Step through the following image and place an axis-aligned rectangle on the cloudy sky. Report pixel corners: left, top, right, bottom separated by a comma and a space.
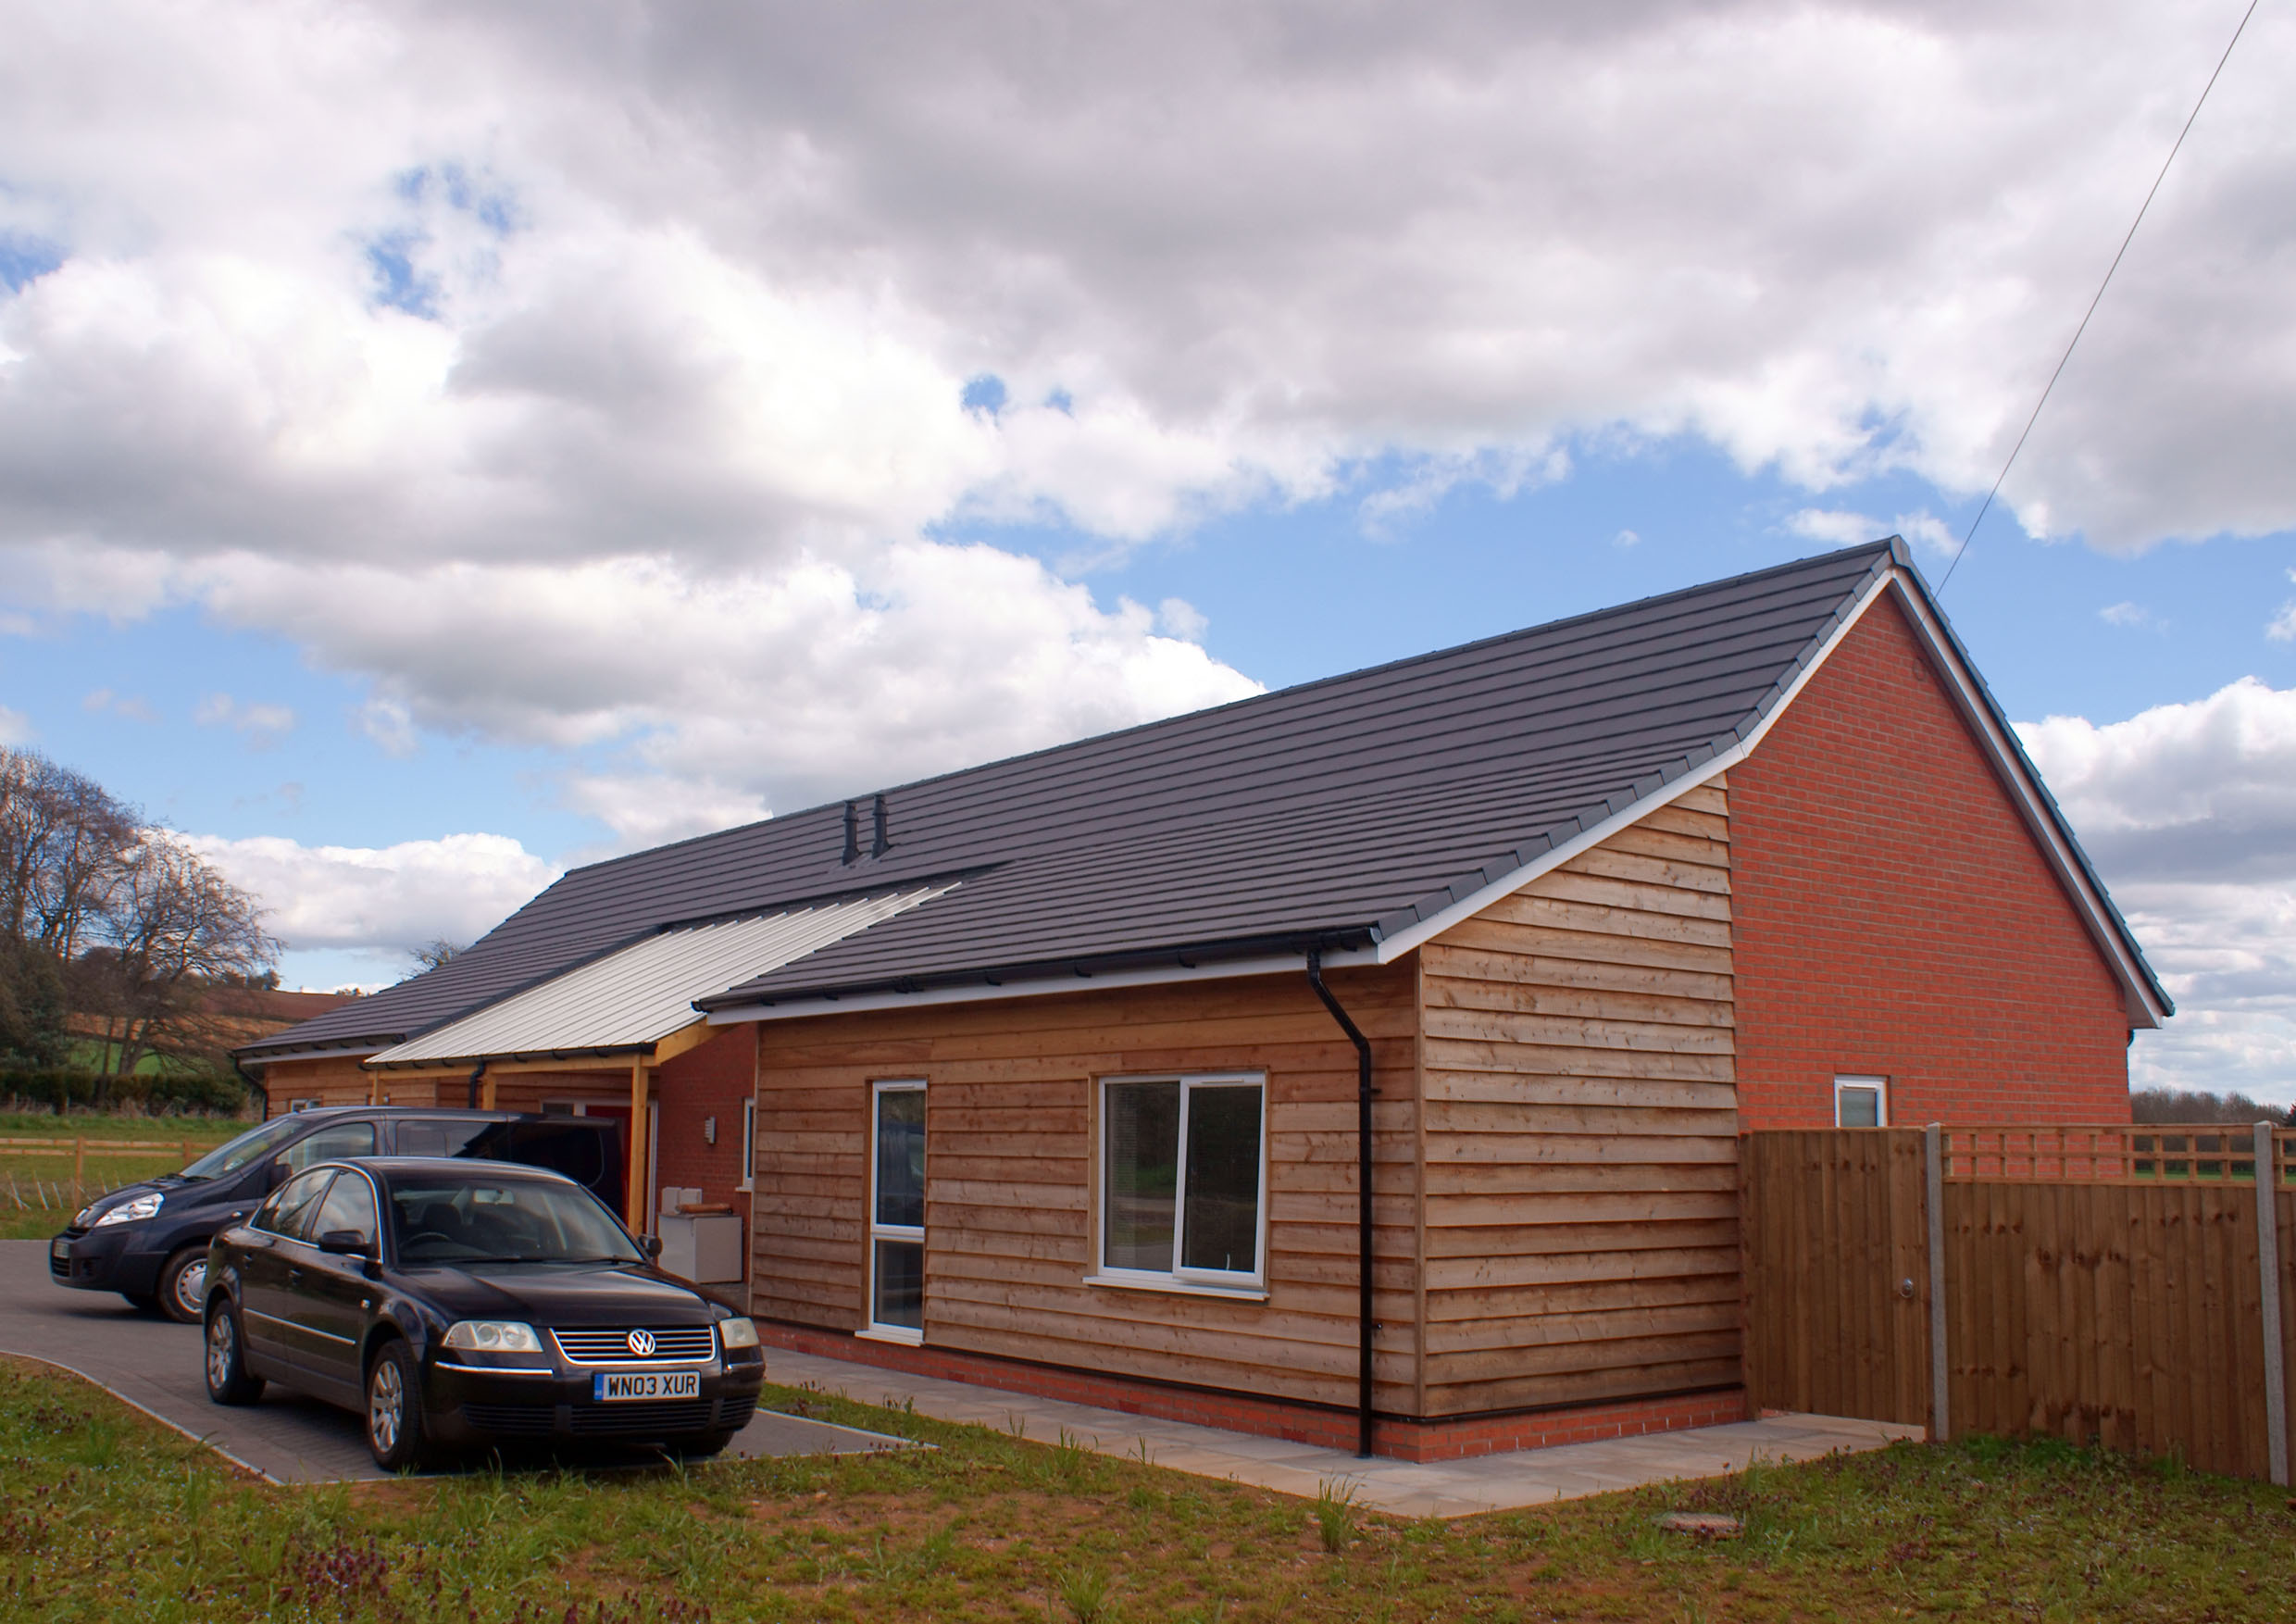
2, 0, 2293, 1096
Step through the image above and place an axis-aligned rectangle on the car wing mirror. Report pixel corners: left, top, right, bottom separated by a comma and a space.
318, 1229, 376, 1257
643, 1234, 663, 1259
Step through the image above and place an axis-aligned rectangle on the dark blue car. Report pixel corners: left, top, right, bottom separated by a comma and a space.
50, 1107, 622, 1323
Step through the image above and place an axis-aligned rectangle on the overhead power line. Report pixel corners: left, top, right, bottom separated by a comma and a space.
1937, 0, 2260, 593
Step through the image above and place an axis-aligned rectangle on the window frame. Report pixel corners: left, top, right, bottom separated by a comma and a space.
863, 1079, 928, 1344
1834, 1074, 1890, 1128
1091, 1070, 1269, 1297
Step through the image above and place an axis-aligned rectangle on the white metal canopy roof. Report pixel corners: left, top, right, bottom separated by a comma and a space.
368, 883, 956, 1066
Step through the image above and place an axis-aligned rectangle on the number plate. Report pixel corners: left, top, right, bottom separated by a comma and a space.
50, 1238, 69, 1261
593, 1370, 700, 1402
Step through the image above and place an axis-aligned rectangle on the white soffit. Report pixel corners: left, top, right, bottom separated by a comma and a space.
369, 883, 957, 1065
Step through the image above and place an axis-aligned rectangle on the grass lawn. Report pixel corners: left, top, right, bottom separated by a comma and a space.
0, 1113, 245, 1240
1, 1359, 2290, 1621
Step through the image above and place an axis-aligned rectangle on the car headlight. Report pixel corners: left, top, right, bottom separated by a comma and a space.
718, 1317, 759, 1350
93, 1193, 164, 1228
441, 1320, 543, 1354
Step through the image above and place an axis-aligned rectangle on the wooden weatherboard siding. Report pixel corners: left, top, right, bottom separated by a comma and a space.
748, 964, 1422, 1415
1416, 779, 1741, 1418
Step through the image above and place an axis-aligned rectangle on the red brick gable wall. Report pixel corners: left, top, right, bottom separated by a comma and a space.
1729, 591, 2132, 1129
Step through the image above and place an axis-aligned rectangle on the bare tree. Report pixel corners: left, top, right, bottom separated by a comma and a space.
82, 831, 281, 1080
408, 937, 466, 976
0, 747, 139, 957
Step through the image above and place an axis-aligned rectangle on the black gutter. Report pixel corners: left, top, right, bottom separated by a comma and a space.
465, 1058, 487, 1109
1305, 948, 1375, 1459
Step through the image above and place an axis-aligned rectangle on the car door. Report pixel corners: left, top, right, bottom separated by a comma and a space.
293, 1168, 382, 1402
238, 1168, 335, 1374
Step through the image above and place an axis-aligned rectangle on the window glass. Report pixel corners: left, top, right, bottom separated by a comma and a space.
1181, 1086, 1263, 1274
179, 1115, 305, 1181
385, 1172, 642, 1266
281, 1120, 377, 1171
873, 1089, 926, 1229
312, 1171, 379, 1242
1104, 1081, 1179, 1272
258, 1168, 336, 1241
394, 1118, 493, 1157
1103, 1077, 1264, 1282
872, 1237, 923, 1330
1835, 1077, 1887, 1128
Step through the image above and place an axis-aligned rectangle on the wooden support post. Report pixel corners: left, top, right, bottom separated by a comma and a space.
1925, 1123, 1950, 1443
480, 1073, 498, 1110
2256, 1122, 2288, 1486
369, 1072, 385, 1106
73, 1137, 84, 1203
627, 1060, 651, 1236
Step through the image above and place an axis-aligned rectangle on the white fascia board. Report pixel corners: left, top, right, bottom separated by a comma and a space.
1366, 567, 1898, 966
1882, 573, 2170, 1028
238, 1044, 386, 1068
704, 944, 1381, 1026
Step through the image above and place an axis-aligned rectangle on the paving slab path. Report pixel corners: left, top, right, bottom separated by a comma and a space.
0, 1240, 906, 1482
771, 1347, 1927, 1518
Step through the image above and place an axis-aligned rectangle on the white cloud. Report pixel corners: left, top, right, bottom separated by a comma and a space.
183, 831, 560, 958
1787, 506, 1958, 557
194, 692, 296, 743
81, 686, 156, 720
0, 706, 29, 744
1154, 596, 1208, 643
2099, 601, 2151, 627
2021, 678, 2296, 1100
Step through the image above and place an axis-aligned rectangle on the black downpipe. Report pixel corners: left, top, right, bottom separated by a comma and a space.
465, 1058, 488, 1109
1306, 948, 1375, 1459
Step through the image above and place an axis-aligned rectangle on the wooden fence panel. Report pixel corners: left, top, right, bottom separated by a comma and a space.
1747, 1129, 2294, 1480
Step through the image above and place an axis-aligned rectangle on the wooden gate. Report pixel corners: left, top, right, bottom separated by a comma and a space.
1741, 1125, 2296, 1481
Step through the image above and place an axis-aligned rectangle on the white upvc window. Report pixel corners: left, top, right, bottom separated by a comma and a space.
1835, 1075, 1890, 1128
1094, 1072, 1267, 1293
866, 1080, 927, 1343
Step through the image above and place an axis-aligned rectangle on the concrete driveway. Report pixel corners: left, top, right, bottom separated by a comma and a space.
0, 1240, 907, 1482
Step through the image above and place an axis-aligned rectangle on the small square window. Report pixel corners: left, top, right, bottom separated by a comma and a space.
1835, 1075, 1889, 1128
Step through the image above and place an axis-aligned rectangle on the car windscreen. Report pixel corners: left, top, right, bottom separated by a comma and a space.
384, 1173, 643, 1268
179, 1114, 307, 1181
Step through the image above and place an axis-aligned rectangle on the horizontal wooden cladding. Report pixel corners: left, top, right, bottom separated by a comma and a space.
1416, 778, 1741, 1417
748, 961, 1418, 1413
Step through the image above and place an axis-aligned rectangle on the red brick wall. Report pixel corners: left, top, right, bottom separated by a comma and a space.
1730, 591, 2133, 1129
652, 1028, 755, 1248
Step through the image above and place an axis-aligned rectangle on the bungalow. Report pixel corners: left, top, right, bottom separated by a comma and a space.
238, 539, 2168, 1460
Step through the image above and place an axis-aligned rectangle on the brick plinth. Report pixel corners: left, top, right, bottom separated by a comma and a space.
759, 1322, 1745, 1462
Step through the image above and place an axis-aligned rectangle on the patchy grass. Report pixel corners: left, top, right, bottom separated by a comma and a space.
0, 1115, 242, 1238
2, 1357, 2291, 1620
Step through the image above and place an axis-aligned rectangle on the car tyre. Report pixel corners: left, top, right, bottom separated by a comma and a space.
156, 1245, 210, 1325
365, 1340, 429, 1472
204, 1300, 264, 1405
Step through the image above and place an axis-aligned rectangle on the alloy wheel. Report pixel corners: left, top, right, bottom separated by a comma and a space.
368, 1357, 404, 1455
206, 1311, 234, 1391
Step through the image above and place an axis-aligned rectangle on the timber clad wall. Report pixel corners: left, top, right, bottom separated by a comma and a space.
750, 964, 1421, 1415
1419, 781, 1742, 1418
1730, 596, 2131, 1128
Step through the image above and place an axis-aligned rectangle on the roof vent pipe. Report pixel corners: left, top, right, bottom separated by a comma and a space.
871, 794, 892, 858
842, 802, 860, 865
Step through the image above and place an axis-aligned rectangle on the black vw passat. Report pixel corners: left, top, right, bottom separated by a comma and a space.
202, 1157, 765, 1469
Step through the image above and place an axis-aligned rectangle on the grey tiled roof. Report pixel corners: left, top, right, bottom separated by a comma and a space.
242, 540, 2162, 1058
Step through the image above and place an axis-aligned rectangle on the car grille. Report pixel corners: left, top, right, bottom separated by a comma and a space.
719, 1393, 758, 1430
569, 1399, 716, 1437
549, 1326, 716, 1365
461, 1403, 555, 1436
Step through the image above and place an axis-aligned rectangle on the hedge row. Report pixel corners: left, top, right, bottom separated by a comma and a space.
0, 1067, 252, 1115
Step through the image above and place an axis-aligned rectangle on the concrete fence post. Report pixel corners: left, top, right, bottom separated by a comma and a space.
1925, 1122, 1949, 1443
2255, 1121, 2288, 1487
